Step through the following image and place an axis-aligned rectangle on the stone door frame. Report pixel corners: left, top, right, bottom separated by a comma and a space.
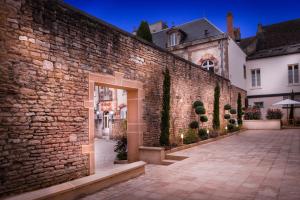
83, 72, 144, 175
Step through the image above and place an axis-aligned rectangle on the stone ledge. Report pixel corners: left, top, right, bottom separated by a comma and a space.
5, 161, 146, 200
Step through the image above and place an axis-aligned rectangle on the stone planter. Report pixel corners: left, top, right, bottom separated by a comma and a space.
139, 146, 165, 164
114, 160, 128, 164
243, 120, 281, 130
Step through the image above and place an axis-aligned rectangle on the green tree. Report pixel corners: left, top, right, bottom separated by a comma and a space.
160, 68, 171, 146
213, 83, 220, 130
237, 93, 243, 125
136, 21, 152, 43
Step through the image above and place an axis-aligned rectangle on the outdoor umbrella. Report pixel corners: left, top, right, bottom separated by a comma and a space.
273, 99, 300, 123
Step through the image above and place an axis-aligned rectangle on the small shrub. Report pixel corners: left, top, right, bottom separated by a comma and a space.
237, 119, 243, 125
114, 135, 127, 160
189, 121, 199, 129
224, 104, 231, 110
229, 118, 236, 124
198, 128, 208, 140
244, 107, 261, 120
266, 109, 283, 120
183, 129, 198, 144
200, 115, 208, 123
224, 114, 231, 119
195, 106, 206, 115
209, 130, 219, 138
227, 124, 235, 132
193, 100, 203, 108
230, 108, 237, 114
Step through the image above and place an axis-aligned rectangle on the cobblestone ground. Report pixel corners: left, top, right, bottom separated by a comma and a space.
80, 129, 300, 200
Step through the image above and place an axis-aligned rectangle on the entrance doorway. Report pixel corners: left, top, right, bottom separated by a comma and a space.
83, 72, 144, 175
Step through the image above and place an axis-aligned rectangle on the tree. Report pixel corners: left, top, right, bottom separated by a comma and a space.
136, 21, 152, 43
160, 68, 170, 146
213, 83, 220, 130
237, 93, 243, 125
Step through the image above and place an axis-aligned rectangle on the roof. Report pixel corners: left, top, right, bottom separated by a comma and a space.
240, 18, 300, 59
247, 43, 300, 60
257, 19, 300, 50
152, 18, 223, 48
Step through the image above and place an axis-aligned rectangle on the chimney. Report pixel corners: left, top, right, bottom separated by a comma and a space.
227, 12, 234, 39
257, 23, 263, 34
234, 27, 241, 42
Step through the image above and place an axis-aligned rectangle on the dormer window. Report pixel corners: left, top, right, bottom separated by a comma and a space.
202, 60, 214, 72
169, 32, 177, 46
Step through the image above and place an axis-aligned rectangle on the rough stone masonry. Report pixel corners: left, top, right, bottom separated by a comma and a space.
0, 0, 246, 196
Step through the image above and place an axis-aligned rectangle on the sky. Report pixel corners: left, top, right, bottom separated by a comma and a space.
64, 0, 300, 38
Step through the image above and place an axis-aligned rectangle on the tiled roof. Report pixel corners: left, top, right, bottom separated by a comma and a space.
241, 18, 300, 59
152, 18, 223, 48
257, 19, 300, 50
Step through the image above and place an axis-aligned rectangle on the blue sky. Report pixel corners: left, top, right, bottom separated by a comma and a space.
64, 0, 300, 38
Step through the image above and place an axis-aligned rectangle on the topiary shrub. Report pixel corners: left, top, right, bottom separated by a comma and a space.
195, 106, 206, 115
209, 130, 219, 138
224, 104, 231, 110
213, 83, 220, 130
230, 108, 237, 114
229, 119, 236, 124
160, 68, 170, 146
237, 93, 243, 125
227, 124, 235, 132
266, 109, 283, 119
200, 115, 208, 123
198, 128, 208, 140
183, 129, 198, 144
224, 114, 230, 119
193, 100, 204, 108
189, 121, 199, 129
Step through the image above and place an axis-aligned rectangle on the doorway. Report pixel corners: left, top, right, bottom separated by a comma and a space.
83, 72, 144, 175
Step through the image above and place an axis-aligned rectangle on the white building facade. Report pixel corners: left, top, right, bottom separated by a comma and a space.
241, 19, 300, 123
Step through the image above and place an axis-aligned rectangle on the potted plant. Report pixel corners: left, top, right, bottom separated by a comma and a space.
114, 134, 128, 164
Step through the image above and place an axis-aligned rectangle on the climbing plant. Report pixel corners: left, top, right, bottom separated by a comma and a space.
160, 68, 171, 146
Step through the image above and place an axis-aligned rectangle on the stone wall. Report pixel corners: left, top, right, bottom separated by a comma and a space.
0, 0, 246, 196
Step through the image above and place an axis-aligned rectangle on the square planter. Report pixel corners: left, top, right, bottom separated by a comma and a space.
139, 146, 165, 164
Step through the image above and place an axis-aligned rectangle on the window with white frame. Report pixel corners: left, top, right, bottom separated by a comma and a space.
169, 33, 177, 46
288, 64, 299, 84
202, 60, 214, 72
251, 69, 261, 87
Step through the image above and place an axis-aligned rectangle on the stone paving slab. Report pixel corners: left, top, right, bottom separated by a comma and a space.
80, 129, 300, 200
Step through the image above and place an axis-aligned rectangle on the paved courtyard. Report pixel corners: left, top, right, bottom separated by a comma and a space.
81, 129, 300, 200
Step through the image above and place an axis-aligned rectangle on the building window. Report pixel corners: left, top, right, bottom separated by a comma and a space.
169, 33, 177, 46
254, 102, 264, 108
251, 69, 261, 87
288, 64, 299, 84
202, 60, 214, 72
243, 65, 246, 79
